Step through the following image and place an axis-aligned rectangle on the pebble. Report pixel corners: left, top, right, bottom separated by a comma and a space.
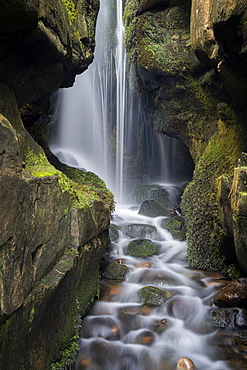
176, 358, 195, 369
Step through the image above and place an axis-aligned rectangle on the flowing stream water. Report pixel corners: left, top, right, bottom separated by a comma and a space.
48, 1, 245, 369
75, 204, 233, 370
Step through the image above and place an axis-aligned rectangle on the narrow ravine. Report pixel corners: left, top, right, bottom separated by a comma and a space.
74, 186, 242, 370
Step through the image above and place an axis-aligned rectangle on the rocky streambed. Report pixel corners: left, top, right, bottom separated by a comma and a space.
74, 185, 247, 370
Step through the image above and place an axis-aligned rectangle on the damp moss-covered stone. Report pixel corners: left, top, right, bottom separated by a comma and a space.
134, 185, 169, 207
127, 239, 159, 257
161, 216, 186, 241
139, 200, 170, 217
102, 262, 130, 281
139, 286, 171, 306
182, 117, 245, 277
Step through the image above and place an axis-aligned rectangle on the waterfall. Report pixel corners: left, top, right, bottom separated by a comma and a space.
49, 0, 191, 204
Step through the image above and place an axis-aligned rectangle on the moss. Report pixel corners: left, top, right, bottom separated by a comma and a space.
127, 239, 158, 257
139, 286, 171, 306
182, 117, 245, 276
24, 150, 114, 211
62, 0, 79, 24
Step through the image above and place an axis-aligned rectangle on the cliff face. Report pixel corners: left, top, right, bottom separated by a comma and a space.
124, 0, 247, 276
0, 1, 114, 369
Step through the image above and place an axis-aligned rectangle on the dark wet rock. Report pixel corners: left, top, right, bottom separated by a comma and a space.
152, 318, 170, 334
160, 216, 186, 240
118, 306, 145, 332
211, 308, 247, 329
135, 329, 155, 345
127, 239, 159, 257
123, 223, 157, 239
109, 224, 120, 242
102, 262, 130, 281
81, 316, 121, 341
99, 281, 124, 302
134, 185, 169, 207
139, 286, 171, 306
139, 200, 170, 217
213, 278, 247, 308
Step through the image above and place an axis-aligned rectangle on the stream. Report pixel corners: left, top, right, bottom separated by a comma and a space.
74, 187, 238, 370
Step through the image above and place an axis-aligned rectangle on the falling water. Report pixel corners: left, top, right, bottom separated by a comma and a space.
48, 1, 245, 369
49, 0, 191, 204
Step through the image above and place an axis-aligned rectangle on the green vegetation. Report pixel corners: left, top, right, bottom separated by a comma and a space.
182, 116, 245, 277
127, 239, 158, 257
24, 150, 114, 211
62, 0, 79, 24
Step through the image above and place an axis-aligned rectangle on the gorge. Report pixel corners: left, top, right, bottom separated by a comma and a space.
0, 0, 247, 369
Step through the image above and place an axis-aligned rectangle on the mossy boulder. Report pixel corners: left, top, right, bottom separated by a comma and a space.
102, 262, 130, 281
182, 116, 245, 277
127, 239, 159, 257
134, 185, 169, 206
139, 286, 171, 306
138, 200, 170, 217
161, 216, 186, 241
230, 158, 247, 274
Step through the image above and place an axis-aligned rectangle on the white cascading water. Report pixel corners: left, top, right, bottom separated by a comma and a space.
75, 207, 233, 370
48, 1, 241, 369
49, 0, 184, 204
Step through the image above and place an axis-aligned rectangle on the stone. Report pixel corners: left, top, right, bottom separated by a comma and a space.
176, 358, 195, 370
139, 286, 171, 306
109, 224, 120, 242
231, 165, 247, 274
134, 184, 169, 206
123, 223, 157, 239
213, 278, 247, 308
161, 216, 186, 240
211, 308, 247, 329
127, 239, 159, 257
138, 200, 170, 217
102, 262, 130, 281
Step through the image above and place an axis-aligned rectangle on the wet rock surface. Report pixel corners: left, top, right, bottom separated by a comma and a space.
127, 238, 159, 257
76, 207, 247, 370
213, 278, 247, 308
102, 262, 130, 281
139, 200, 171, 217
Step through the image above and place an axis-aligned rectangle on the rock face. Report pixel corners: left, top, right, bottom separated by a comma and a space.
0, 1, 115, 369
124, 0, 247, 276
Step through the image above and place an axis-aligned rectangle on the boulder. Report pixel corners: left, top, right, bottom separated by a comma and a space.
213, 278, 247, 308
138, 200, 170, 217
127, 239, 159, 257
230, 160, 247, 274
102, 262, 130, 281
139, 286, 171, 306
123, 223, 157, 239
161, 216, 186, 240
211, 308, 247, 329
134, 185, 169, 206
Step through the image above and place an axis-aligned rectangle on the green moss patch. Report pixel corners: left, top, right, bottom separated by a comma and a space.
127, 239, 158, 257
182, 117, 245, 277
139, 286, 171, 306
24, 150, 114, 211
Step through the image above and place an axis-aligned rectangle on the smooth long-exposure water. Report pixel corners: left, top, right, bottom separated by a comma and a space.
75, 200, 235, 370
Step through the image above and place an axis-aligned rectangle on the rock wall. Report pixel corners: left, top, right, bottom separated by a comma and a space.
124, 0, 247, 276
0, 1, 114, 369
